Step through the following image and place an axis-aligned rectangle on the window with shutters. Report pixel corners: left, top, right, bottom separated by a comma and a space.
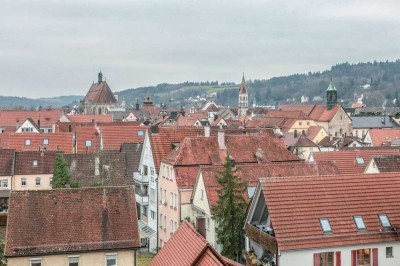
357, 249, 371, 266
314, 252, 334, 266
386, 246, 393, 258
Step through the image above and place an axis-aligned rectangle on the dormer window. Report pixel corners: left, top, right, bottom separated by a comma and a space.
356, 157, 364, 165
379, 214, 391, 228
42, 139, 49, 145
319, 218, 332, 233
353, 216, 367, 230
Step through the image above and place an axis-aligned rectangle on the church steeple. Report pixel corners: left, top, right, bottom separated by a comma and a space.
326, 79, 337, 110
98, 71, 103, 84
238, 73, 249, 116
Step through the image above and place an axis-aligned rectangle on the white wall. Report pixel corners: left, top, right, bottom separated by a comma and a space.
279, 242, 399, 266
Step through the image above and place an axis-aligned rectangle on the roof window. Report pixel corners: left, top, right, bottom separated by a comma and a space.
85, 140, 92, 147
353, 216, 366, 230
137, 130, 144, 136
42, 138, 49, 145
319, 218, 332, 233
378, 214, 391, 228
25, 139, 31, 146
32, 160, 38, 167
356, 157, 365, 165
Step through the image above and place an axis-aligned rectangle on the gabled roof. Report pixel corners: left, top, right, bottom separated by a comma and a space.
368, 128, 400, 146
63, 151, 128, 186
5, 186, 140, 257
150, 220, 240, 266
174, 166, 200, 189
84, 81, 117, 104
14, 151, 60, 175
371, 155, 400, 172
260, 172, 400, 251
265, 110, 311, 120
307, 126, 326, 141
1, 133, 74, 153
175, 116, 201, 127
0, 149, 15, 176
280, 104, 345, 122
199, 161, 339, 208
164, 135, 299, 166
149, 127, 203, 172
100, 125, 147, 150
0, 109, 62, 127
312, 149, 400, 174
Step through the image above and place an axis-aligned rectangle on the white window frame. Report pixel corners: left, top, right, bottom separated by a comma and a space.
30, 258, 42, 266
21, 178, 27, 187
353, 216, 366, 230
25, 139, 31, 146
33, 160, 38, 167
3, 180, 8, 188
105, 253, 117, 266
379, 214, 391, 228
319, 218, 332, 233
35, 177, 41, 187
68, 255, 80, 266
85, 140, 92, 147
42, 139, 49, 145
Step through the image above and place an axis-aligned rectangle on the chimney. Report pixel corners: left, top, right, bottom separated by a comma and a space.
16, 120, 20, 130
204, 125, 210, 137
37, 119, 41, 131
218, 125, 226, 149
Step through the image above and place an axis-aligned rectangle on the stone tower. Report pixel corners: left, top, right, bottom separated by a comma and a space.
238, 73, 249, 116
326, 79, 337, 110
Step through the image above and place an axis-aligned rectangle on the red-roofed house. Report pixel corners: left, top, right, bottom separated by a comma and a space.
150, 220, 240, 266
191, 162, 339, 251
100, 125, 147, 150
245, 172, 400, 266
60, 114, 113, 123
364, 128, 400, 147
5, 186, 140, 266
158, 131, 300, 246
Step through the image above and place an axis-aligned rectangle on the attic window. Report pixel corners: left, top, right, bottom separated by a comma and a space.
85, 140, 92, 147
42, 139, 49, 145
137, 130, 144, 136
356, 157, 365, 165
378, 214, 391, 228
353, 216, 367, 230
25, 139, 31, 146
319, 218, 332, 233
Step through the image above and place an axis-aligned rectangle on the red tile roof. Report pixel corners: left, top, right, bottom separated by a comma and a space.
164, 135, 299, 166
368, 128, 400, 146
84, 81, 117, 104
149, 127, 203, 173
174, 166, 200, 189
0, 149, 15, 176
280, 104, 343, 122
66, 114, 113, 123
100, 125, 147, 150
266, 110, 311, 120
200, 161, 340, 208
312, 149, 400, 174
0, 109, 62, 127
372, 155, 400, 172
150, 220, 240, 266
5, 186, 140, 257
0, 133, 74, 153
75, 126, 100, 153
307, 126, 325, 141
15, 151, 60, 175
261, 172, 400, 251
175, 116, 200, 127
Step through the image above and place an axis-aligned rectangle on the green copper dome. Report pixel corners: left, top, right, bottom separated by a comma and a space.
327, 80, 337, 91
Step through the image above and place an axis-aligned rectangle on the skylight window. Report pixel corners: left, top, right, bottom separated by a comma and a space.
379, 214, 391, 228
356, 157, 365, 165
319, 218, 332, 233
353, 216, 367, 230
42, 138, 49, 145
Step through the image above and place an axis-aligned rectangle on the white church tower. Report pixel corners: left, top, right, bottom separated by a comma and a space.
238, 73, 249, 116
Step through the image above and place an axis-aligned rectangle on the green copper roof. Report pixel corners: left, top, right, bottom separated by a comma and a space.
327, 81, 337, 91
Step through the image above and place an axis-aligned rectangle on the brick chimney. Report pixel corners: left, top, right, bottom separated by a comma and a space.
218, 125, 226, 149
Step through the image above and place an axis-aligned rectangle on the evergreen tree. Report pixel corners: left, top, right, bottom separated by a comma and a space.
211, 155, 248, 260
52, 154, 71, 188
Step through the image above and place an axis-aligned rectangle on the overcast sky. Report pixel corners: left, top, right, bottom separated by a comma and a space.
1, 0, 400, 98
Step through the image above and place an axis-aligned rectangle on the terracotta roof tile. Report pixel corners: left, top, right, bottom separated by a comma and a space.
150, 220, 238, 266
101, 125, 147, 150
5, 186, 140, 257
368, 128, 400, 146
66, 114, 113, 123
0, 109, 62, 127
313, 149, 400, 174
280, 104, 343, 122
1, 133, 74, 153
372, 155, 400, 172
0, 149, 15, 176
84, 81, 117, 104
261, 172, 400, 250
266, 110, 311, 120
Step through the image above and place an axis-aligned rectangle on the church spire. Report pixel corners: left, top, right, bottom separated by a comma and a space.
326, 78, 338, 110
98, 71, 103, 84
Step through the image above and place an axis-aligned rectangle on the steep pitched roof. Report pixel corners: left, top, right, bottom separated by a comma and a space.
149, 127, 203, 172
121, 143, 143, 184
312, 149, 400, 174
368, 128, 400, 146
0, 109, 62, 127
239, 74, 248, 94
174, 166, 200, 189
371, 155, 400, 172
63, 151, 128, 187
150, 220, 240, 266
14, 151, 60, 175
5, 186, 140, 257
74, 126, 100, 153
280, 104, 344, 122
164, 135, 299, 166
84, 81, 117, 104
261, 172, 400, 251
1, 133, 74, 153
0, 149, 15, 176
265, 110, 311, 120
200, 161, 339, 208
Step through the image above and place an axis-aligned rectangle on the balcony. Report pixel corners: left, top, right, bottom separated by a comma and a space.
136, 194, 149, 205
134, 172, 149, 184
245, 223, 277, 254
